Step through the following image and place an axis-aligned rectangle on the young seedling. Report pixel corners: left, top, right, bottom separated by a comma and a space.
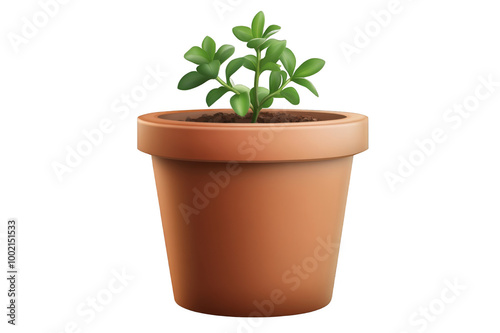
178, 11, 325, 123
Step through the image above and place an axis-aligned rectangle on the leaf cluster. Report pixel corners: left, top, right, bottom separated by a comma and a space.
178, 11, 325, 122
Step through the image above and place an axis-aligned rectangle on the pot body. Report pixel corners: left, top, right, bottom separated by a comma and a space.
152, 156, 352, 316
138, 109, 368, 316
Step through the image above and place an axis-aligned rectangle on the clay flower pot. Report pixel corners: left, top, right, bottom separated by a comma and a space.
138, 109, 368, 316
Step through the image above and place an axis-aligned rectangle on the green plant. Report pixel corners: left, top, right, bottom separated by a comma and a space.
178, 11, 325, 123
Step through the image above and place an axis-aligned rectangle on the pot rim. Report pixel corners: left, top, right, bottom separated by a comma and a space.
138, 109, 368, 162
139, 109, 363, 128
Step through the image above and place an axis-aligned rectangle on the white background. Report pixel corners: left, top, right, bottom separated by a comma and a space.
1, 0, 499, 332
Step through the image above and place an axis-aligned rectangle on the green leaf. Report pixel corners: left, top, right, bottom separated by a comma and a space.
202, 36, 216, 61
226, 58, 245, 82
280, 48, 296, 76
280, 70, 288, 83
247, 38, 267, 49
262, 97, 273, 108
263, 40, 286, 64
293, 58, 325, 78
178, 71, 210, 90
292, 78, 319, 97
260, 38, 278, 50
196, 60, 221, 79
214, 44, 235, 64
206, 87, 229, 106
263, 25, 281, 39
243, 55, 257, 71
230, 92, 250, 116
252, 11, 265, 38
250, 87, 270, 109
233, 26, 253, 42
233, 84, 250, 94
257, 87, 270, 102
184, 46, 210, 65
261, 62, 281, 72
281, 87, 300, 105
269, 71, 281, 93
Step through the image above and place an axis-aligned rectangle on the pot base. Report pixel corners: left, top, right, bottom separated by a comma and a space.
174, 296, 332, 317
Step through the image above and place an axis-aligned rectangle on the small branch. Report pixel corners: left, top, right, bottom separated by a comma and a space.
260, 78, 292, 106
216, 77, 240, 94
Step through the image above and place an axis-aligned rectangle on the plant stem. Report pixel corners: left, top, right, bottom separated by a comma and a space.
251, 50, 262, 123
216, 77, 240, 94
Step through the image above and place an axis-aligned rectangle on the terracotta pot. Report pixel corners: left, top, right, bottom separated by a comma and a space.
137, 109, 368, 316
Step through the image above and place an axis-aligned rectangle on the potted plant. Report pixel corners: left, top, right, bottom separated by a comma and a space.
138, 11, 368, 317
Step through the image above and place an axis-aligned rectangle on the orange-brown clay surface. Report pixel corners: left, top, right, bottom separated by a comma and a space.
138, 109, 368, 316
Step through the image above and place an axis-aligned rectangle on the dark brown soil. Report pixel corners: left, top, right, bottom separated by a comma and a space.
185, 112, 319, 123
